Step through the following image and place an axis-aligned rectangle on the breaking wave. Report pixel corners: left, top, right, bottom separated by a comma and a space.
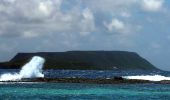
0, 56, 45, 81
124, 75, 170, 81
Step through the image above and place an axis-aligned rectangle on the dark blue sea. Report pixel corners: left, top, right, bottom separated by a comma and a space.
0, 69, 170, 100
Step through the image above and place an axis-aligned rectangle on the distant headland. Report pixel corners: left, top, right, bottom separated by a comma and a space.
0, 51, 160, 70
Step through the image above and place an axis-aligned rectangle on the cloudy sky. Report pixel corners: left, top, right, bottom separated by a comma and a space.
0, 0, 170, 70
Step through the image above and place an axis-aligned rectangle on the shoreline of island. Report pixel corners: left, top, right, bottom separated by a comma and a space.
1, 77, 170, 84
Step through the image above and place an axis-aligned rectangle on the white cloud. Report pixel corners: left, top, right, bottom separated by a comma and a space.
23, 31, 39, 38
38, 1, 53, 17
104, 18, 126, 33
141, 0, 164, 12
6, 0, 16, 3
82, 8, 93, 19
0, 0, 147, 39
0, 0, 96, 38
83, 0, 137, 13
103, 17, 140, 36
120, 12, 131, 18
79, 8, 95, 36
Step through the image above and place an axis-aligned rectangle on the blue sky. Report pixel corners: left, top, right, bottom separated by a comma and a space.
0, 0, 170, 70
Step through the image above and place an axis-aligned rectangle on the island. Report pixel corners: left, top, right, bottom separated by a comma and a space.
0, 51, 160, 70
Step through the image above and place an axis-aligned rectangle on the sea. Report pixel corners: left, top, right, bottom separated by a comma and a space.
0, 69, 170, 100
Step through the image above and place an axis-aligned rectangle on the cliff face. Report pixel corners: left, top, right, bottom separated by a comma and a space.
0, 51, 159, 70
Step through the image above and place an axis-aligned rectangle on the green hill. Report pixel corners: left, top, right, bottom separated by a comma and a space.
0, 51, 159, 70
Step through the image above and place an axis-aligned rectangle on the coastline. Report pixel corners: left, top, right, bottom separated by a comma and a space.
1, 77, 170, 84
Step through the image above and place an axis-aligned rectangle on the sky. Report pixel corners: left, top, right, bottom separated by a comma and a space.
0, 0, 170, 70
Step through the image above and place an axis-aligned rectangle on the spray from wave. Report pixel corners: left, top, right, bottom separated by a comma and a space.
0, 56, 45, 81
123, 75, 170, 81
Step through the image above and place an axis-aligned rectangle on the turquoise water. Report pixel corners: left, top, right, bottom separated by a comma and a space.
0, 83, 170, 100
0, 69, 170, 99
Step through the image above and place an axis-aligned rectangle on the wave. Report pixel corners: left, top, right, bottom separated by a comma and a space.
0, 56, 45, 81
123, 75, 170, 81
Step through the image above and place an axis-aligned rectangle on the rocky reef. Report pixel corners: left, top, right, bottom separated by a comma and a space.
1, 77, 170, 84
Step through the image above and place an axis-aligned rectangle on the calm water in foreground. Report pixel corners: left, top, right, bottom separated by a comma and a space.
0, 69, 170, 100
0, 83, 170, 100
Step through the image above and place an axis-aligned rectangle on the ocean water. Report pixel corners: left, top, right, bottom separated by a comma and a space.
1, 82, 170, 100
1, 69, 170, 79
0, 69, 170, 100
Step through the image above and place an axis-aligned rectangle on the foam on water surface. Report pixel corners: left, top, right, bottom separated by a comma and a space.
124, 75, 170, 81
0, 56, 45, 81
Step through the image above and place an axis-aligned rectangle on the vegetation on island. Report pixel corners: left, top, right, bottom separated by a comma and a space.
0, 51, 159, 70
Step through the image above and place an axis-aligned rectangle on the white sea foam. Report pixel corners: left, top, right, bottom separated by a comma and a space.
123, 75, 170, 81
0, 56, 45, 81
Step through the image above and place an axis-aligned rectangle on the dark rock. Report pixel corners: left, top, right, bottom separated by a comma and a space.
0, 77, 164, 84
114, 76, 124, 80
